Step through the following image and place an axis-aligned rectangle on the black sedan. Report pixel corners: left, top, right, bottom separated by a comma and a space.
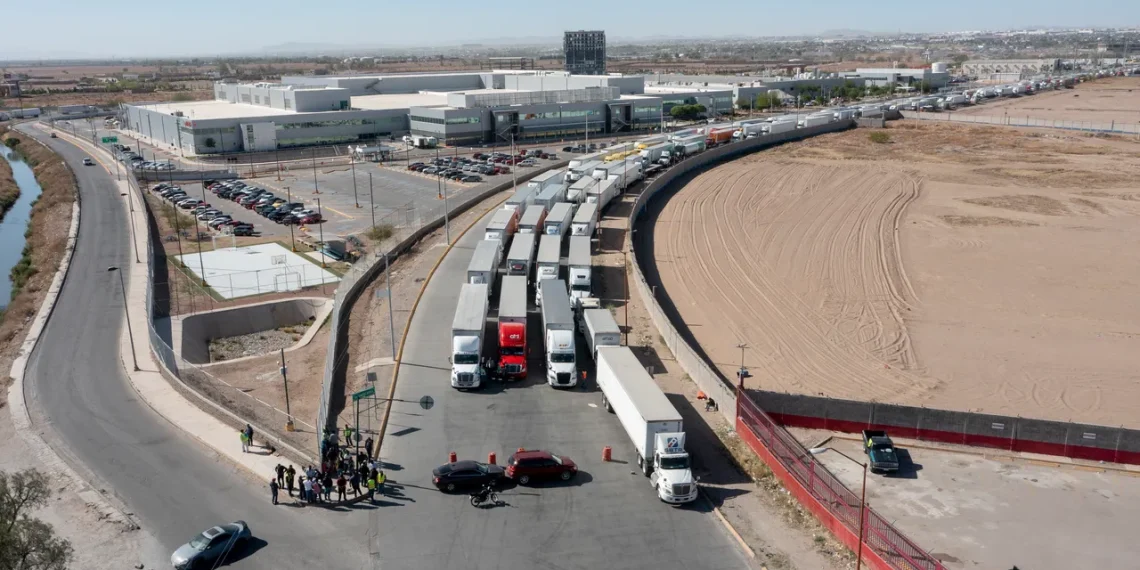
432, 460, 504, 492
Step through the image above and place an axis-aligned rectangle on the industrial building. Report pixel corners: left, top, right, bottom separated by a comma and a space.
564, 31, 606, 76
961, 59, 1061, 78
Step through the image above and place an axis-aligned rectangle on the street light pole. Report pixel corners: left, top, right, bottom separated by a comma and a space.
350, 153, 360, 208
280, 348, 294, 431
736, 342, 749, 388
809, 447, 868, 570
107, 267, 138, 371
285, 186, 296, 252
368, 173, 376, 230
316, 197, 326, 268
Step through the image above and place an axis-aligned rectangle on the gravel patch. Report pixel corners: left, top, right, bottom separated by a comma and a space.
209, 321, 312, 362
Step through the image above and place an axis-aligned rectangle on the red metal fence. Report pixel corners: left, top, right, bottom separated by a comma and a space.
736, 388, 944, 570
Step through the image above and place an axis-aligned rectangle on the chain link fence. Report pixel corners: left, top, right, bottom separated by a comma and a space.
903, 110, 1140, 135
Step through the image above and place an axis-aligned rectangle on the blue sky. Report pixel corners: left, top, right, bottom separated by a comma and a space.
3, 0, 1137, 59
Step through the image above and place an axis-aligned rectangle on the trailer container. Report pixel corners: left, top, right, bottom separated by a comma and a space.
534, 234, 561, 306
566, 161, 601, 183
526, 170, 565, 193
543, 203, 574, 238
540, 280, 577, 387
518, 205, 547, 234
505, 232, 536, 278
497, 276, 528, 380
571, 202, 598, 237
534, 183, 568, 211
579, 308, 620, 360
504, 186, 536, 214
566, 177, 596, 205
635, 135, 667, 149
567, 236, 592, 303
466, 240, 501, 297
586, 178, 619, 211
705, 127, 735, 146
484, 208, 519, 249
451, 283, 489, 389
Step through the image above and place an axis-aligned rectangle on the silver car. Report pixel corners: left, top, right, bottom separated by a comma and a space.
171, 521, 252, 570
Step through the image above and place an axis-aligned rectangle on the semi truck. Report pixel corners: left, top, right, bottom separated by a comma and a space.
534, 234, 561, 306
764, 119, 797, 135
539, 280, 578, 388
566, 177, 596, 205
534, 183, 568, 212
801, 113, 834, 128
451, 283, 490, 389
586, 178, 619, 211
518, 205, 547, 234
484, 208, 519, 249
543, 203, 574, 237
606, 162, 643, 192
566, 161, 601, 183
466, 240, 501, 297
567, 236, 592, 303
571, 202, 598, 237
705, 127, 735, 146
504, 186, 536, 214
497, 276, 528, 380
526, 170, 566, 193
580, 308, 621, 360
733, 122, 766, 139
505, 232, 536, 278
595, 346, 697, 503
638, 143, 671, 166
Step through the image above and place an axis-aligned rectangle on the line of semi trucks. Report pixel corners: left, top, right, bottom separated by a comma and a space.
449, 138, 700, 504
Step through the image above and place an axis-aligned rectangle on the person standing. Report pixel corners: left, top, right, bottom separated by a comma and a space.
366, 475, 376, 504
336, 474, 347, 502
349, 470, 361, 496
269, 479, 279, 505
322, 472, 334, 502
285, 465, 296, 497
302, 476, 313, 504
274, 464, 285, 487
375, 469, 386, 496
243, 424, 254, 448
313, 480, 323, 504
364, 436, 374, 458
343, 423, 355, 447
240, 431, 249, 453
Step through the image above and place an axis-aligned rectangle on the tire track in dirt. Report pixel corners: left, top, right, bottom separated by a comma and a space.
652, 157, 934, 403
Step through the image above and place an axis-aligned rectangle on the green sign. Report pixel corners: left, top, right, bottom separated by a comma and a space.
352, 386, 376, 401
101, 136, 118, 143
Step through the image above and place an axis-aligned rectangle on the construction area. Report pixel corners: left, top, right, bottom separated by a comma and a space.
644, 102, 1140, 429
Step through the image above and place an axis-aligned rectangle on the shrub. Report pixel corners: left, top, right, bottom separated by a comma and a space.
366, 224, 394, 242
868, 131, 891, 144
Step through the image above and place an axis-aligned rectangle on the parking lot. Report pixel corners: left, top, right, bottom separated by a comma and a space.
812, 437, 1140, 570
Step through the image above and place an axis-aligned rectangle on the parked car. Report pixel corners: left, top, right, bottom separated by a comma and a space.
505, 450, 578, 485
170, 521, 252, 570
208, 217, 233, 229
461, 175, 481, 183
232, 225, 256, 237
431, 460, 505, 492
177, 199, 201, 210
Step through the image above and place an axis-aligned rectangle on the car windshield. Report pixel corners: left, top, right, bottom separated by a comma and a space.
659, 455, 690, 470
500, 347, 524, 356
550, 454, 564, 465
474, 463, 490, 474
453, 353, 479, 365
188, 533, 212, 549
550, 353, 574, 363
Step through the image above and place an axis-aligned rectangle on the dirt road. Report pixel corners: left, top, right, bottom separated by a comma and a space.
648, 122, 1140, 427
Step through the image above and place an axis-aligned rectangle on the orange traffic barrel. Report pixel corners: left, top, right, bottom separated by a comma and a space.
602, 446, 612, 462
449, 451, 457, 463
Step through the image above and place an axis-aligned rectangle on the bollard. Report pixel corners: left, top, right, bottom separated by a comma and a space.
449, 451, 457, 463
602, 446, 612, 462
488, 452, 497, 465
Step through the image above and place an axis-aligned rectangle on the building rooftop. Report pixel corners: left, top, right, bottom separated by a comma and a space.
644, 85, 732, 94
138, 100, 294, 120
350, 92, 450, 110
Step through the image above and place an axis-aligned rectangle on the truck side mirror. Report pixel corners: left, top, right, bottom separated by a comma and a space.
447, 356, 452, 365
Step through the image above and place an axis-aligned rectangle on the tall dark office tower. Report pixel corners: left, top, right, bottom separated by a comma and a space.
564, 30, 607, 76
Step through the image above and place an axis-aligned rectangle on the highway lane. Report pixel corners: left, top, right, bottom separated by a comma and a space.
372, 206, 752, 569
17, 124, 370, 570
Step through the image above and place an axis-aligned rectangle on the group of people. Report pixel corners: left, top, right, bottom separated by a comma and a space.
265, 424, 386, 506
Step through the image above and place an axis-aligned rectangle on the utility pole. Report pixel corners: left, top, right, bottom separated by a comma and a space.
736, 343, 749, 388
311, 147, 319, 194
280, 348, 294, 431
350, 153, 359, 207
285, 186, 296, 252
386, 252, 396, 360
368, 172, 376, 229
317, 197, 326, 268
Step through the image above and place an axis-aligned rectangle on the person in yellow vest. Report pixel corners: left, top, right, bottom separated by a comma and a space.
366, 475, 377, 504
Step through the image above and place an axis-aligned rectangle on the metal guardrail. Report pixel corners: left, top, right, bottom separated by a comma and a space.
902, 110, 1140, 135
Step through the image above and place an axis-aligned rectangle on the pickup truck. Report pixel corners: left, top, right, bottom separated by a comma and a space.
861, 430, 900, 473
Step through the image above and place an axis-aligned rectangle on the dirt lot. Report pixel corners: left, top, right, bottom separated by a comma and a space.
956, 76, 1140, 126
647, 121, 1140, 427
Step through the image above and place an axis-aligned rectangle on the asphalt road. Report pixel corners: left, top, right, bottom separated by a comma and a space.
18, 124, 371, 570
373, 207, 752, 570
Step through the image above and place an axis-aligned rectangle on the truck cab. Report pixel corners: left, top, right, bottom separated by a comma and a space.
497, 276, 528, 380
861, 430, 900, 473
649, 433, 698, 504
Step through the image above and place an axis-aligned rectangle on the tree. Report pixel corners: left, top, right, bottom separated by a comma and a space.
204, 137, 216, 149
0, 469, 73, 570
669, 104, 706, 121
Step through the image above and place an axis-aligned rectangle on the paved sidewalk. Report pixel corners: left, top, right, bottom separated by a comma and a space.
42, 124, 301, 483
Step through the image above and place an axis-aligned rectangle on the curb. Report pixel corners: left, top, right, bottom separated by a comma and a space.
5, 127, 139, 528
373, 191, 514, 458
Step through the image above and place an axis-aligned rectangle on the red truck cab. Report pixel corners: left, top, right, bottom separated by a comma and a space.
498, 322, 527, 379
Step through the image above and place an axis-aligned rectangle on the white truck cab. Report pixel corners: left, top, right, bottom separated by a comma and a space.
649, 433, 698, 504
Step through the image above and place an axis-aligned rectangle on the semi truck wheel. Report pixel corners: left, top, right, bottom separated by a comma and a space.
603, 396, 612, 413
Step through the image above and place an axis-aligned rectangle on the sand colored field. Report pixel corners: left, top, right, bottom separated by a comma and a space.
956, 76, 1140, 126
649, 122, 1140, 426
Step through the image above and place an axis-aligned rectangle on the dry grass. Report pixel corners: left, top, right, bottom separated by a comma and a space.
962, 195, 1070, 216
941, 215, 1039, 227
0, 131, 77, 404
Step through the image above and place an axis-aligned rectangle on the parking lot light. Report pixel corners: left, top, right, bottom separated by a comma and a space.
809, 447, 868, 570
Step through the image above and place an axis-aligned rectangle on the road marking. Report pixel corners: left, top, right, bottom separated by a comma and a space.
323, 206, 356, 220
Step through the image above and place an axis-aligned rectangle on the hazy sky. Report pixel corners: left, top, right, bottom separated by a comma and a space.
3, 0, 1137, 59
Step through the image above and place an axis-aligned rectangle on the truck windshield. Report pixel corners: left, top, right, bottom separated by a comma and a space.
570, 284, 590, 292
500, 347, 524, 356
453, 353, 479, 365
550, 353, 575, 363
659, 455, 690, 470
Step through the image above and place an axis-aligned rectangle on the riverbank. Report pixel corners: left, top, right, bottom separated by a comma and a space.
0, 129, 78, 395
0, 136, 17, 221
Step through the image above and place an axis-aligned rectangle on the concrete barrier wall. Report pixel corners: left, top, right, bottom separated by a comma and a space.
178, 297, 330, 364
755, 390, 1140, 465
135, 170, 238, 182
628, 120, 855, 427
316, 161, 571, 440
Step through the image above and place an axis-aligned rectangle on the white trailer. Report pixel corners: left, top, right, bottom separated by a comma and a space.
534, 234, 561, 306
518, 205, 546, 234
801, 113, 833, 128
466, 240, 501, 297
451, 283, 489, 389
567, 235, 592, 303
733, 122, 767, 139
764, 120, 797, 134
579, 308, 620, 360
566, 177, 596, 205
566, 161, 601, 183
607, 162, 643, 192
571, 202, 598, 237
505, 232, 536, 278
534, 183, 568, 211
635, 135, 667, 149
484, 208, 519, 250
595, 346, 697, 503
527, 170, 566, 192
543, 203, 573, 237
638, 143, 671, 166
586, 178, 619, 211
504, 186, 536, 213
539, 280, 577, 387
592, 159, 626, 181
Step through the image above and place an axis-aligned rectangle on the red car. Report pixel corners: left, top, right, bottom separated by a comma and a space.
505, 450, 578, 485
